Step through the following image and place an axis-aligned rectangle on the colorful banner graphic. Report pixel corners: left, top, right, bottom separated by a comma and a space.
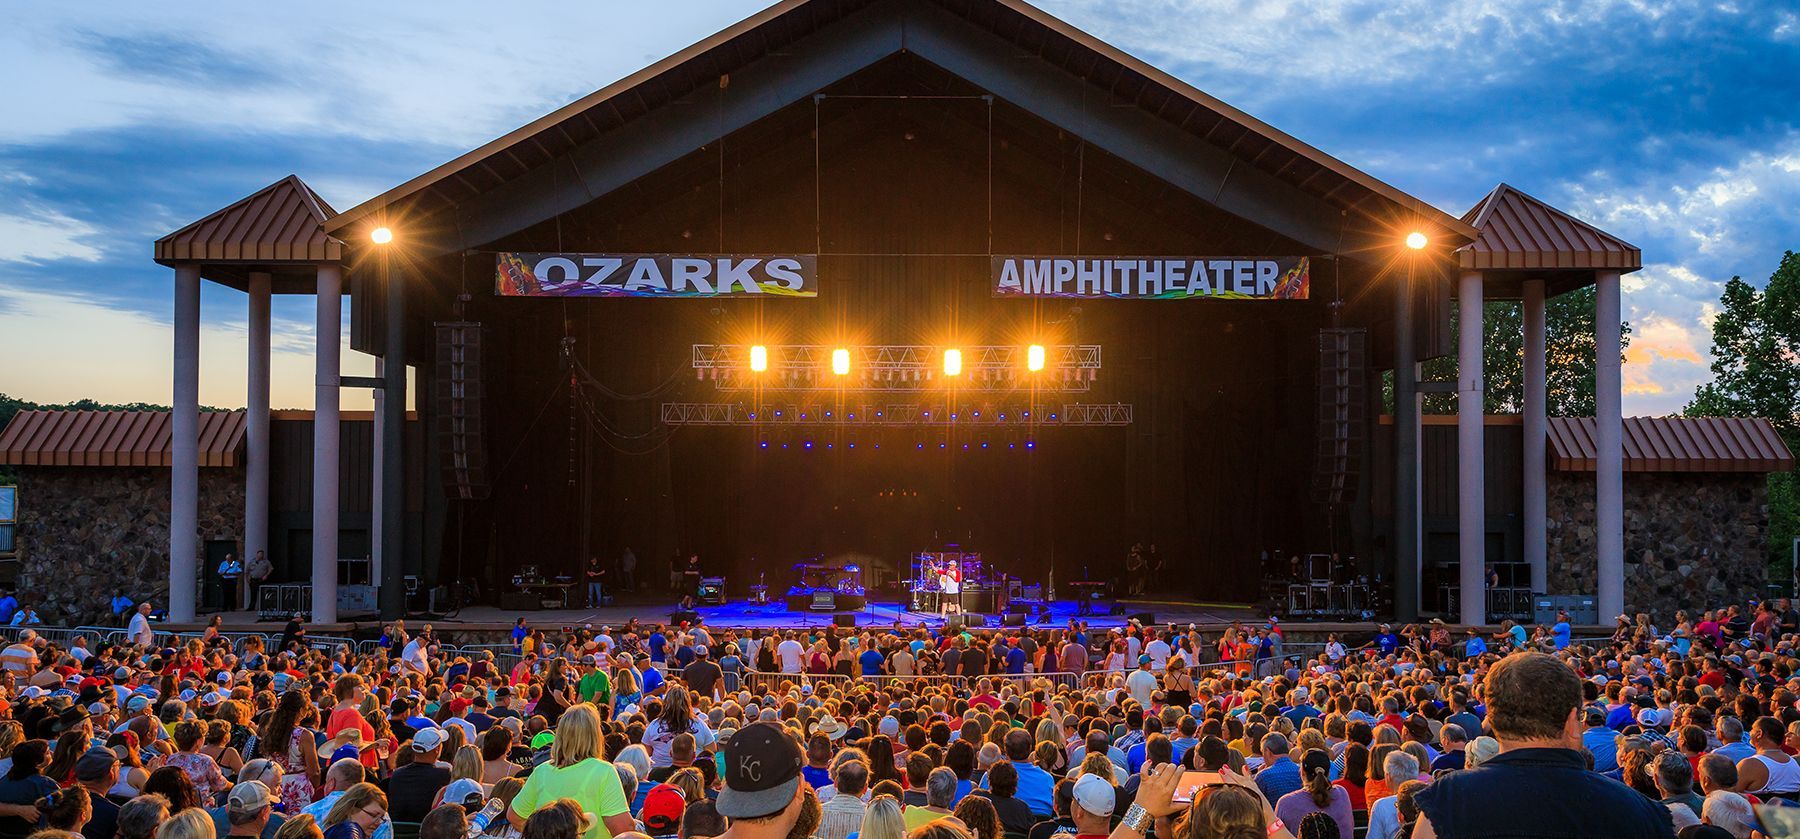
992, 256, 1309, 300
497, 253, 818, 297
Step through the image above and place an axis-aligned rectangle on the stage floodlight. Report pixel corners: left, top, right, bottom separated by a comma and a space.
1027, 344, 1046, 372
749, 345, 768, 372
831, 347, 850, 376
943, 348, 963, 376
370, 227, 393, 245
1405, 231, 1428, 250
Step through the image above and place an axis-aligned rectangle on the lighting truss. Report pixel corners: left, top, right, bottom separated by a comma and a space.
659, 401, 1133, 427
691, 344, 1102, 392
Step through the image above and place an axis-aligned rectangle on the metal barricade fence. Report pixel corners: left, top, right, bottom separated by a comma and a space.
981, 671, 1081, 693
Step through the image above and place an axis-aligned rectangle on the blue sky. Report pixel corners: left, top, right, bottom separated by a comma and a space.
1, 0, 1795, 413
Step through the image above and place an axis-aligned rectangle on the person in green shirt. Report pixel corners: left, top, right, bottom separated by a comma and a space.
578, 658, 612, 706
506, 704, 634, 839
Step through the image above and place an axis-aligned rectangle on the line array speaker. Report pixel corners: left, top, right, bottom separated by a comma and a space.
434, 322, 490, 500
1312, 328, 1367, 506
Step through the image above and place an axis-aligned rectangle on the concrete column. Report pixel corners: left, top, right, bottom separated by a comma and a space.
371, 357, 384, 588
312, 264, 342, 624
380, 259, 408, 621
1522, 279, 1548, 593
170, 264, 202, 624
1393, 271, 1420, 620
244, 272, 271, 612
1595, 269, 1624, 619
1458, 271, 1486, 625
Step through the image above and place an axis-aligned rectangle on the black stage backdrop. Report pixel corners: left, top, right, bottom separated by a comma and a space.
433, 56, 1342, 604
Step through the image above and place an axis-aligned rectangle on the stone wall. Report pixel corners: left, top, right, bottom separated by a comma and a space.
1547, 472, 1768, 621
8, 467, 241, 625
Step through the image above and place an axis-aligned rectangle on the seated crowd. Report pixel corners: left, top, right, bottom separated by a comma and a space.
1, 598, 1799, 839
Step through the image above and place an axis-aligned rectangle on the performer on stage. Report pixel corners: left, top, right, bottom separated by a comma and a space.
939, 559, 962, 617
683, 553, 703, 598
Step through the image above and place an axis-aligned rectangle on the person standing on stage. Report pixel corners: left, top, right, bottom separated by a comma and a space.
585, 557, 607, 608
1125, 544, 1145, 596
939, 560, 963, 618
619, 546, 637, 592
684, 554, 703, 599
669, 552, 684, 594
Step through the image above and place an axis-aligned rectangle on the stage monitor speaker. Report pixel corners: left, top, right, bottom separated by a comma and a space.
833, 614, 857, 628
1001, 613, 1026, 627
1312, 328, 1367, 506
500, 592, 539, 611
434, 322, 490, 500
1128, 611, 1156, 625
1006, 603, 1033, 615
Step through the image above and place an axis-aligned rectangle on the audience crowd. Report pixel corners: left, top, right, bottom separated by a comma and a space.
1, 598, 1799, 839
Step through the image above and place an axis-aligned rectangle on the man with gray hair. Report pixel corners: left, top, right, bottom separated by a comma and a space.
302, 759, 394, 839
1367, 749, 1420, 839
1714, 716, 1753, 762
1698, 753, 1740, 797
818, 760, 868, 839
904, 767, 959, 829
1254, 733, 1300, 801
1430, 724, 1468, 773
1701, 790, 1757, 838
1654, 750, 1705, 816
117, 794, 171, 839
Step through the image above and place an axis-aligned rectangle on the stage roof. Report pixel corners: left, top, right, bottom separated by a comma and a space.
324, 0, 1475, 254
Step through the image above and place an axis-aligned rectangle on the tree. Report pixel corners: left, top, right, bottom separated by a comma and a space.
1386, 284, 1631, 416
1686, 251, 1800, 577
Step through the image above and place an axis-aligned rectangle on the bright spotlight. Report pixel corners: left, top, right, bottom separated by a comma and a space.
370, 226, 394, 245
1405, 231, 1428, 250
943, 349, 962, 377
1026, 344, 1046, 372
831, 348, 850, 376
749, 345, 768, 373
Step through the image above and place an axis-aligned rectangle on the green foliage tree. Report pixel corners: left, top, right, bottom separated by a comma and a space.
1686, 251, 1800, 579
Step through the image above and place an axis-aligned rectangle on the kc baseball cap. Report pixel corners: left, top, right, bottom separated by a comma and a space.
1072, 773, 1116, 818
715, 721, 804, 819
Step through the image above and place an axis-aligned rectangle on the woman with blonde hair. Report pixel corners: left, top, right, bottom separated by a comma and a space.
433, 745, 489, 808
505, 705, 632, 839
858, 795, 906, 839
0, 721, 24, 775
321, 783, 387, 839
155, 807, 216, 839
271, 814, 323, 839
482, 779, 527, 839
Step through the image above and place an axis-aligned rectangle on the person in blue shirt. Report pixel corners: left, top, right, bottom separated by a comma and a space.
1253, 733, 1303, 801
1366, 624, 1401, 657
1553, 612, 1573, 650
111, 593, 135, 617
858, 640, 885, 676
510, 618, 529, 653
0, 591, 17, 624
975, 730, 1056, 816
1005, 643, 1027, 674
1464, 628, 1488, 658
1580, 707, 1619, 772
648, 626, 668, 663
638, 656, 665, 695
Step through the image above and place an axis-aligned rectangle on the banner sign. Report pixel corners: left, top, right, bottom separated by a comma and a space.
992, 256, 1309, 300
497, 253, 817, 297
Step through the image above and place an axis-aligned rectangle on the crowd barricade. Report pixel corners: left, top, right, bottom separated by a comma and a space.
981, 671, 1082, 692
741, 670, 857, 695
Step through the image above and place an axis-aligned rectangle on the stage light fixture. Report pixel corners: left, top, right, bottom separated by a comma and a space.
1405, 231, 1428, 250
1027, 344, 1046, 372
831, 347, 850, 376
749, 345, 768, 372
370, 226, 393, 245
943, 349, 962, 376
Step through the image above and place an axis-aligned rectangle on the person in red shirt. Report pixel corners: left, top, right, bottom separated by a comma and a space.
1698, 659, 1728, 690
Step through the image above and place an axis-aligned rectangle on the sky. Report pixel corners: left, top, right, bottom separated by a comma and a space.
0, 1, 1795, 414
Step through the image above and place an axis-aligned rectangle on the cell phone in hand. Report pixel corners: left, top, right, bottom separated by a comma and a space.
1172, 771, 1224, 804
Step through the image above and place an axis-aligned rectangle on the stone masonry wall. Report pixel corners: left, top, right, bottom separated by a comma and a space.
9, 467, 241, 625
1547, 471, 1768, 621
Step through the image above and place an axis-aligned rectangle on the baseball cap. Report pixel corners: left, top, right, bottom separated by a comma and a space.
1072, 773, 1116, 818
74, 748, 118, 782
126, 695, 151, 712
642, 783, 687, 831
715, 722, 804, 819
410, 728, 446, 752
443, 778, 485, 808
531, 732, 556, 750
227, 780, 273, 814
1138, 655, 1152, 666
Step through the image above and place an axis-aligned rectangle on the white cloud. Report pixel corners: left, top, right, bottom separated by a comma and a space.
0, 206, 103, 263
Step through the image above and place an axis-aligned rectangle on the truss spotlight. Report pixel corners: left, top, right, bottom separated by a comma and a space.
1025, 440, 1036, 449
1027, 344, 1046, 372
1405, 231, 1428, 250
943, 348, 962, 376
831, 347, 850, 376
749, 345, 768, 372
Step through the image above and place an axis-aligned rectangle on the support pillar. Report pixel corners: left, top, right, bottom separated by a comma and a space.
1393, 272, 1420, 621
372, 357, 384, 588
1595, 269, 1624, 619
1522, 279, 1548, 594
244, 272, 271, 612
1457, 271, 1486, 626
312, 264, 342, 624
380, 256, 408, 621
170, 264, 202, 624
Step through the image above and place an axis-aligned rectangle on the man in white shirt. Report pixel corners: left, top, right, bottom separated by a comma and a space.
128, 602, 154, 647
1145, 634, 1172, 671
777, 632, 805, 674
1125, 655, 1158, 708
401, 632, 430, 675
